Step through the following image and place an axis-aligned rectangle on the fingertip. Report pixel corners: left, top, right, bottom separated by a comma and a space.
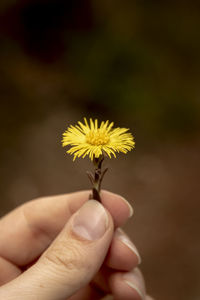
109, 269, 145, 300
106, 229, 140, 271
100, 190, 133, 227
123, 268, 145, 299
120, 197, 134, 218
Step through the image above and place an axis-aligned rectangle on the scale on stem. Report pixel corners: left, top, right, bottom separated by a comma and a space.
62, 118, 135, 202
87, 155, 108, 202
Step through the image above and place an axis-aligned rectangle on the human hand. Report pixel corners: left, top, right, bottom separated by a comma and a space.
0, 190, 153, 300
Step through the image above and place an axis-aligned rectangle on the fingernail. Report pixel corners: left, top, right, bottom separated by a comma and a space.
72, 200, 109, 241
121, 197, 134, 217
123, 271, 145, 300
116, 228, 141, 264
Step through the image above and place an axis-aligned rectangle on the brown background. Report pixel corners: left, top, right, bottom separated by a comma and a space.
0, 1, 200, 299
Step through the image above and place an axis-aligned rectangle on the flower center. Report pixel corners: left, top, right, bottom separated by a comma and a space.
86, 129, 110, 146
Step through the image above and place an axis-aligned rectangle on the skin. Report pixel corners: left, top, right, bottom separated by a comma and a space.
0, 190, 153, 299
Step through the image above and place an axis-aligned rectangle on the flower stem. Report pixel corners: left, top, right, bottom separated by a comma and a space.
87, 155, 108, 202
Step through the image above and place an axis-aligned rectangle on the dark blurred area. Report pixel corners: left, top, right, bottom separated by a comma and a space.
0, 1, 200, 299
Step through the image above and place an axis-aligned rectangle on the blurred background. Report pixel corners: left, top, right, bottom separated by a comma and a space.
0, 1, 200, 299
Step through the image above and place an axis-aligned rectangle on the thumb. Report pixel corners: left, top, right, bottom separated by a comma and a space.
0, 200, 114, 300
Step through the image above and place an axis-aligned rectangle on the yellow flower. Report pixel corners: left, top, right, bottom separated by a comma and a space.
62, 118, 135, 160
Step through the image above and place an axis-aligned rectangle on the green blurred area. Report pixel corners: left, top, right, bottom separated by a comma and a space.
1, 1, 200, 144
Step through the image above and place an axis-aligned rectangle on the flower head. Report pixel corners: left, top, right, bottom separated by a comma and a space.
62, 118, 135, 160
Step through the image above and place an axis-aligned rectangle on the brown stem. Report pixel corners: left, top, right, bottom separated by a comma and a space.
87, 155, 108, 202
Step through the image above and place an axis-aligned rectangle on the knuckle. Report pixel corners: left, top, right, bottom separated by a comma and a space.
42, 240, 87, 272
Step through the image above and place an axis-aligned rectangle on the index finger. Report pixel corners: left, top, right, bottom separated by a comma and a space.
0, 190, 133, 267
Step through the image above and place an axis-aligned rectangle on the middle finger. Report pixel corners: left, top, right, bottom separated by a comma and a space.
105, 228, 141, 271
